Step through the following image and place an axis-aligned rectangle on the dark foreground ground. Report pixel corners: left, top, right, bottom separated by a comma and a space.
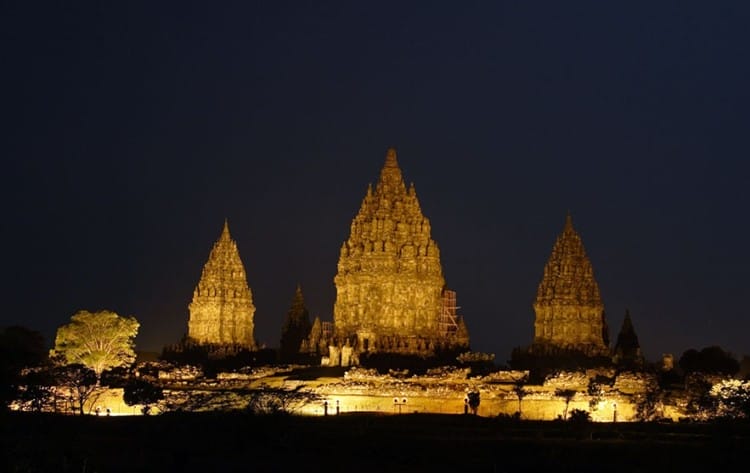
3, 413, 749, 473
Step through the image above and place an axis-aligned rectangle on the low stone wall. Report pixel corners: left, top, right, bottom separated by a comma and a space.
307, 383, 639, 421
24, 368, 702, 421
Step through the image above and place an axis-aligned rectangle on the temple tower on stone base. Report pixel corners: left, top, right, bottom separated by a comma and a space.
279, 284, 312, 362
531, 214, 609, 356
187, 220, 256, 349
332, 148, 468, 360
613, 310, 644, 368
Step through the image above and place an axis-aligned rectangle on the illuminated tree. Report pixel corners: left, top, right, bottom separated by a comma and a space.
51, 310, 139, 379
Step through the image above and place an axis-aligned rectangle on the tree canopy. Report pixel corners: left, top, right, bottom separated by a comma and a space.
678, 346, 739, 376
123, 379, 164, 414
0, 326, 47, 409
54, 364, 99, 415
51, 310, 139, 377
466, 391, 480, 415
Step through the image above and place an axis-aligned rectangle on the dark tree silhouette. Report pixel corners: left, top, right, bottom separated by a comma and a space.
245, 384, 320, 415
739, 355, 750, 380
0, 326, 47, 368
279, 285, 312, 363
679, 346, 739, 376
123, 379, 164, 414
512, 378, 529, 418
568, 408, 591, 423
53, 364, 99, 415
634, 384, 662, 421
466, 391, 480, 415
555, 388, 577, 420
100, 366, 132, 388
0, 326, 47, 410
16, 368, 56, 412
684, 376, 718, 420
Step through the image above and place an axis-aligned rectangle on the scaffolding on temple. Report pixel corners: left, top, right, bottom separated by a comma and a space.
321, 321, 333, 340
439, 288, 460, 337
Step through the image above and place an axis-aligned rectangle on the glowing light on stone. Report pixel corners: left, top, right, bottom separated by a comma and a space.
187, 220, 256, 348
332, 148, 469, 359
532, 213, 609, 355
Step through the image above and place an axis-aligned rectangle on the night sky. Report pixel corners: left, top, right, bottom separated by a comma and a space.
3, 2, 749, 363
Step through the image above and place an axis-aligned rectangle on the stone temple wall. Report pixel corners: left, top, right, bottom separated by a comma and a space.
23, 368, 695, 421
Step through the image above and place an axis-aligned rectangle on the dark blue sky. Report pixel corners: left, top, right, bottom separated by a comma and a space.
3, 1, 749, 363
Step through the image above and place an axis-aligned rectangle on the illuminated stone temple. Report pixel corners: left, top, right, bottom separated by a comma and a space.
329, 148, 469, 365
187, 220, 256, 349
528, 214, 610, 359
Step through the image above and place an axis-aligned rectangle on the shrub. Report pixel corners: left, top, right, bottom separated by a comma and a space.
568, 408, 591, 424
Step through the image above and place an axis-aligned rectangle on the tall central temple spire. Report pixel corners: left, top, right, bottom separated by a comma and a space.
531, 214, 609, 356
332, 148, 468, 362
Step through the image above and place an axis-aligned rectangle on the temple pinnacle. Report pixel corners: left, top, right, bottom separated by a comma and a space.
384, 147, 398, 167
376, 148, 406, 195
622, 309, 634, 332
564, 211, 574, 231
221, 218, 231, 240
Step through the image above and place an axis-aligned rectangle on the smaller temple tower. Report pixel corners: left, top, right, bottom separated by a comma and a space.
613, 310, 645, 368
187, 220, 256, 349
279, 284, 312, 362
531, 213, 609, 357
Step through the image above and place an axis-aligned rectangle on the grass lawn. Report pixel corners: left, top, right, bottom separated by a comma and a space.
3, 412, 748, 472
